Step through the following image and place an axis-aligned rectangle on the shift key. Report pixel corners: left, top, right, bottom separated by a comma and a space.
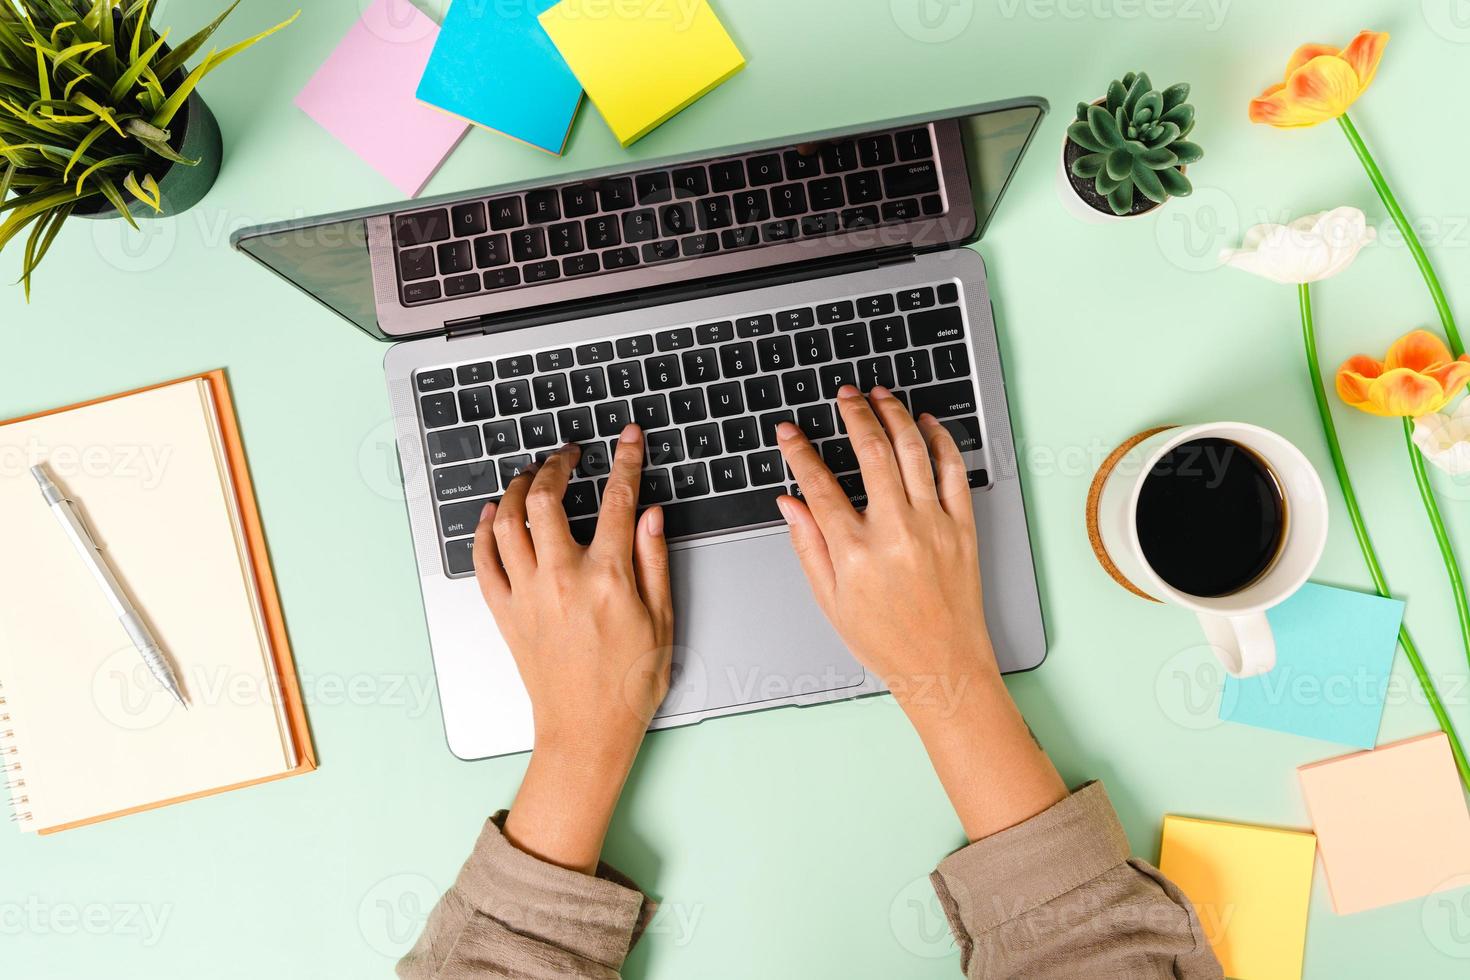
909, 381, 979, 420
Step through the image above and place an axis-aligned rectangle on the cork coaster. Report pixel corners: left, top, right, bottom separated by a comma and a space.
1085, 426, 1176, 603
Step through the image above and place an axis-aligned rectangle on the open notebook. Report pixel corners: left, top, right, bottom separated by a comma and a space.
0, 372, 314, 835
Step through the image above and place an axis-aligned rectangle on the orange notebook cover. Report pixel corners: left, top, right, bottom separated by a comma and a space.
0, 370, 315, 834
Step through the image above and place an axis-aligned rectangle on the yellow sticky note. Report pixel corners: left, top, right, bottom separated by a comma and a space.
1158, 815, 1317, 980
539, 0, 745, 146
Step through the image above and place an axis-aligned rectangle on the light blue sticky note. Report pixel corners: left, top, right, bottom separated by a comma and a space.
1219, 583, 1404, 749
416, 0, 582, 155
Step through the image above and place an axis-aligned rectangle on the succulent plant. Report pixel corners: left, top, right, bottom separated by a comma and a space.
1067, 71, 1203, 216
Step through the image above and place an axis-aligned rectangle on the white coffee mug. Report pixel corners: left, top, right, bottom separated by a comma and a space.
1088, 422, 1329, 677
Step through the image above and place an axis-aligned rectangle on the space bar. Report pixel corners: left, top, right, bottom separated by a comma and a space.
661, 489, 786, 539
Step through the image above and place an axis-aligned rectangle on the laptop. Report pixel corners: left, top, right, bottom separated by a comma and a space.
232, 99, 1051, 760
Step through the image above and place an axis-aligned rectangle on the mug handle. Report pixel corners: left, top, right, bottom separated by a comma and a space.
1196, 611, 1276, 677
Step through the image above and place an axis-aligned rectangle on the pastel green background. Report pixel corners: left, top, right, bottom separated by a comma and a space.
4, 1, 1470, 977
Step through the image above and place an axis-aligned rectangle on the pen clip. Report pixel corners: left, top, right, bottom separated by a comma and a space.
71, 502, 101, 551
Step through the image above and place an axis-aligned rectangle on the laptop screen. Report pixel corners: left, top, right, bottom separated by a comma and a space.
232, 100, 1046, 341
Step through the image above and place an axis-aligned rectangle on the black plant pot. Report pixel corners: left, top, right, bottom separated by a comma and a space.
72, 90, 223, 221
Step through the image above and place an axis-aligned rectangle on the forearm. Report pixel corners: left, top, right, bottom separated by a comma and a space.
504, 737, 641, 875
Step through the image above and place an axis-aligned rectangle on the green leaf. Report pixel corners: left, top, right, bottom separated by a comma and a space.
131, 0, 152, 62
1132, 160, 1167, 204
73, 151, 147, 193
1172, 140, 1204, 165
1162, 104, 1194, 134
1087, 104, 1123, 148
1139, 146, 1178, 169
1071, 152, 1105, 179
95, 174, 139, 229
123, 168, 159, 211
1095, 169, 1121, 196
61, 117, 113, 179
123, 116, 168, 142
1105, 148, 1132, 181
1106, 180, 1134, 215
1136, 91, 1162, 122
109, 28, 167, 103
1106, 78, 1127, 114
1162, 82, 1190, 113
21, 199, 71, 301
135, 134, 195, 165
153, 0, 239, 81
0, 161, 14, 203
1145, 121, 1180, 149
1067, 119, 1106, 153
72, 92, 124, 135
1075, 101, 1089, 122
1158, 167, 1192, 197
1123, 73, 1150, 114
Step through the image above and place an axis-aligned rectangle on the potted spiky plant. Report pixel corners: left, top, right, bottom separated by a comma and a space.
1057, 71, 1203, 222
0, 1, 297, 297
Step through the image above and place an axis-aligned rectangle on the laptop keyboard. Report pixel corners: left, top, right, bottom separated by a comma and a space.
415, 278, 989, 577
391, 125, 948, 307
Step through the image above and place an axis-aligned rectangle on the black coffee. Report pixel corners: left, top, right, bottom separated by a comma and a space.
1134, 438, 1285, 598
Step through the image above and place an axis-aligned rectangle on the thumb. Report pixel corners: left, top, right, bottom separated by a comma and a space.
777, 495, 836, 611
633, 506, 673, 629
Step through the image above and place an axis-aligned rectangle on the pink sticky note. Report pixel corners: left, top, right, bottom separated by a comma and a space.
296, 0, 469, 197
1298, 731, 1470, 914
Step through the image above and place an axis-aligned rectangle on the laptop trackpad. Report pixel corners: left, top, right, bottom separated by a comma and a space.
656, 529, 868, 718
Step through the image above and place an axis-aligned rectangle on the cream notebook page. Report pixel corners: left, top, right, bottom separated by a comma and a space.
0, 380, 294, 832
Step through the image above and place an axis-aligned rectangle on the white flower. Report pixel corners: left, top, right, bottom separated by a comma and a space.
1414, 398, 1470, 476
1218, 206, 1376, 285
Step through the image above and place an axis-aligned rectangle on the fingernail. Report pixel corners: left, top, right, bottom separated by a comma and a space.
480, 501, 495, 521
776, 421, 800, 441
620, 424, 642, 444
838, 385, 861, 399
918, 412, 937, 425
645, 505, 664, 537
870, 386, 893, 400
776, 497, 794, 523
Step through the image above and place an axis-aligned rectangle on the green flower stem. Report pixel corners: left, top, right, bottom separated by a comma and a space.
1299, 284, 1470, 789
1403, 416, 1470, 668
1339, 113, 1464, 357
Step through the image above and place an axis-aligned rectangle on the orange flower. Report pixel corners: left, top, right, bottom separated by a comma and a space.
1249, 31, 1389, 128
1337, 331, 1470, 417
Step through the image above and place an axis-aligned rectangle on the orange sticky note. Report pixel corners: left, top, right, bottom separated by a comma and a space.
1298, 731, 1470, 914
1159, 815, 1316, 980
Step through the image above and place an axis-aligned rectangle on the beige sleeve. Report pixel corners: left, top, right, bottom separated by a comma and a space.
397, 812, 656, 980
930, 782, 1224, 980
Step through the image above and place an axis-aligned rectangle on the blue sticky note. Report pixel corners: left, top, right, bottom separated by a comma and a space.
416, 0, 582, 155
1220, 583, 1404, 749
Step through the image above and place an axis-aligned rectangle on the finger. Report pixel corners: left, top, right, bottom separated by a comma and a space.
493, 463, 539, 577
868, 386, 937, 502
472, 500, 511, 609
775, 421, 858, 534
523, 444, 580, 563
834, 385, 905, 505
918, 413, 976, 527
776, 494, 836, 610
590, 424, 644, 561
633, 506, 673, 629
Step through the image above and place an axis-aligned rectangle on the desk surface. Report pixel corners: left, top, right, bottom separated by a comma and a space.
5, 1, 1470, 977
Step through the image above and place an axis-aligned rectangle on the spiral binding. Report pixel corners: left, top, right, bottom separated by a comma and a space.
0, 682, 31, 827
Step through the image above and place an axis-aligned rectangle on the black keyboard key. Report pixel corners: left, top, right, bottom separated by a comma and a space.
458, 385, 496, 422
484, 419, 520, 454
525, 260, 560, 283
457, 361, 494, 385
511, 228, 546, 261
623, 209, 657, 243
489, 196, 523, 229
842, 205, 880, 229
672, 462, 709, 499
558, 407, 595, 442
833, 322, 870, 359
681, 349, 721, 385
895, 349, 933, 386
748, 450, 786, 486
569, 517, 598, 545
809, 177, 844, 211
563, 253, 600, 277
858, 133, 896, 167
870, 316, 907, 352
839, 472, 868, 509
909, 380, 979, 419
940, 416, 983, 454
922, 194, 945, 216
521, 413, 558, 449
399, 246, 435, 281
549, 222, 584, 256
474, 234, 510, 268
664, 486, 786, 537
883, 161, 939, 198
937, 282, 959, 304
571, 367, 608, 403
732, 190, 770, 224
395, 209, 449, 246
435, 460, 498, 501
719, 342, 757, 377
420, 392, 458, 428
697, 321, 734, 345
563, 480, 599, 517
687, 422, 722, 458
642, 241, 680, 263
681, 233, 719, 257
721, 227, 760, 250
577, 440, 611, 476
670, 388, 707, 424
484, 267, 522, 290
758, 410, 795, 447
763, 219, 798, 242
617, 335, 655, 358
816, 301, 855, 325
633, 394, 670, 429
451, 202, 488, 237
647, 354, 683, 389
882, 199, 922, 224
608, 362, 645, 396
795, 328, 833, 365
402, 280, 441, 304
735, 315, 775, 338
418, 368, 454, 391
652, 329, 692, 356
858, 294, 896, 318
595, 400, 632, 436
576, 342, 613, 365
746, 153, 783, 186
819, 140, 859, 173
427, 426, 483, 465
533, 374, 571, 409
781, 369, 819, 405
498, 454, 533, 485
819, 363, 858, 399
771, 183, 807, 218
708, 381, 744, 417
710, 159, 746, 192
561, 184, 598, 218
777, 308, 815, 332
795, 403, 835, 440
439, 498, 488, 538
602, 246, 640, 270
744, 376, 782, 411
722, 416, 760, 453
597, 177, 635, 211
898, 286, 936, 312
697, 195, 734, 230
858, 356, 896, 391
660, 202, 695, 237
709, 457, 749, 493
526, 189, 560, 223
536, 348, 574, 372
495, 379, 534, 415
584, 215, 621, 249
757, 335, 795, 372
783, 148, 821, 178
672, 167, 709, 197
909, 305, 964, 344
636, 171, 672, 204
844, 170, 882, 205
822, 438, 858, 474
801, 212, 838, 237
639, 469, 674, 504
646, 429, 684, 465
896, 127, 933, 161
933, 343, 970, 380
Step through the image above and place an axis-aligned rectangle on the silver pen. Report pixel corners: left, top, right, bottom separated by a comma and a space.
31, 463, 187, 707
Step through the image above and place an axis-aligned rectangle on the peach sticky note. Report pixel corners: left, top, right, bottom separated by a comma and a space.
539, 0, 745, 146
1159, 815, 1316, 980
1298, 731, 1470, 914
